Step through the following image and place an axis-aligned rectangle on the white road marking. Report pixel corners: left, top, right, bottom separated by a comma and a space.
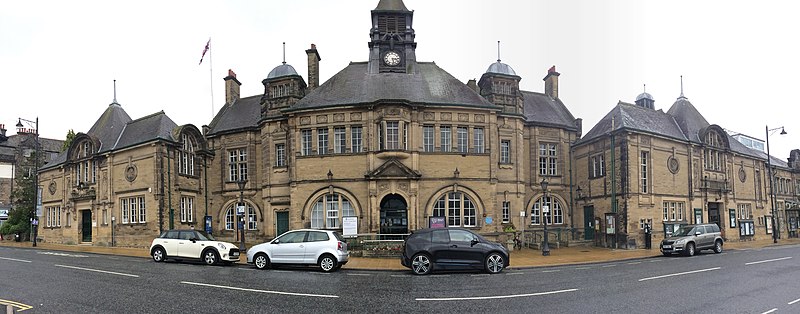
471, 274, 489, 277
745, 257, 792, 266
638, 267, 721, 282
574, 267, 592, 270
430, 275, 451, 278
55, 264, 139, 277
505, 272, 524, 276
0, 256, 32, 263
761, 308, 777, 314
627, 262, 641, 265
346, 273, 371, 276
416, 288, 579, 301
601, 264, 617, 268
38, 251, 89, 258
182, 281, 338, 298
541, 270, 560, 273
390, 274, 411, 278
788, 298, 800, 305
648, 259, 663, 263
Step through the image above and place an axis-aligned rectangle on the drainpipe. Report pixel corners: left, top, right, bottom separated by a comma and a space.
611, 118, 617, 248
204, 155, 209, 233
158, 145, 165, 234
168, 147, 173, 230
568, 136, 575, 240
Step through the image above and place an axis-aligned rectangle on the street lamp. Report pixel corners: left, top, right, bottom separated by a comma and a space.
765, 125, 787, 243
540, 177, 550, 256
17, 117, 39, 247
237, 178, 247, 252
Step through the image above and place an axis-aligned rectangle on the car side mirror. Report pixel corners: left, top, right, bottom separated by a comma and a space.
471, 238, 479, 246
695, 232, 701, 236
273, 239, 280, 244
190, 238, 198, 243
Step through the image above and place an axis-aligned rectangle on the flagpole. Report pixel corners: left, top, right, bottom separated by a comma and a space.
209, 39, 214, 118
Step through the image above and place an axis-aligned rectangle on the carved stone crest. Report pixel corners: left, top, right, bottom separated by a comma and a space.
316, 115, 328, 124
333, 113, 344, 122
300, 116, 311, 125
738, 166, 747, 183
423, 112, 435, 121
667, 156, 679, 174
474, 114, 485, 123
350, 112, 362, 121
458, 113, 469, 122
441, 113, 452, 121
48, 181, 57, 195
125, 164, 138, 182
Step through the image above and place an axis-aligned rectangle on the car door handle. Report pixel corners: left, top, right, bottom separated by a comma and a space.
450, 245, 458, 248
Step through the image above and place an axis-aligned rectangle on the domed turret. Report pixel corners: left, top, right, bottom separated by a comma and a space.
635, 85, 655, 109
267, 63, 299, 80
485, 61, 517, 76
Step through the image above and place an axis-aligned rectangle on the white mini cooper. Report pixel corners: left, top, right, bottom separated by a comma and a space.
149, 229, 240, 265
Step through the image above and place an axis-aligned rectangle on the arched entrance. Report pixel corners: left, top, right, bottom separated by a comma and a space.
380, 194, 408, 235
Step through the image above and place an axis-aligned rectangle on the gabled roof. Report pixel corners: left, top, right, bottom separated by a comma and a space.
666, 97, 709, 144
87, 103, 132, 153
578, 101, 687, 145
206, 95, 262, 136
113, 111, 177, 150
287, 62, 498, 112
521, 91, 578, 131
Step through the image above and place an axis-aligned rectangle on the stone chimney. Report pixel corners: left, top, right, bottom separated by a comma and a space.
467, 79, 478, 93
788, 149, 800, 170
0, 124, 6, 142
224, 69, 241, 105
543, 65, 560, 99
306, 44, 321, 91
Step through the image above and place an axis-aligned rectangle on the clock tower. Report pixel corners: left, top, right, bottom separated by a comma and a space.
368, 0, 416, 74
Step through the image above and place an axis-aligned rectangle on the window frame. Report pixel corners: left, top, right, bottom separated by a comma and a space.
120, 196, 146, 224
275, 143, 287, 167
500, 140, 511, 164
539, 142, 558, 175
228, 148, 248, 182
432, 192, 477, 228
180, 196, 194, 223
423, 125, 435, 152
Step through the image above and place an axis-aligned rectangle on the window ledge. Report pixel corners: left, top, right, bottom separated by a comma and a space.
376, 151, 410, 160
499, 163, 513, 169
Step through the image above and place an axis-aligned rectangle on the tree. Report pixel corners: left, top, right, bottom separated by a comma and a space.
62, 129, 76, 152
0, 151, 38, 238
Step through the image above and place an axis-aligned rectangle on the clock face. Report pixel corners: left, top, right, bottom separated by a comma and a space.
383, 51, 401, 66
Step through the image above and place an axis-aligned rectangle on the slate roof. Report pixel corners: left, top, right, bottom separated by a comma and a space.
87, 102, 132, 153
666, 97, 709, 144
374, 0, 409, 11
288, 62, 498, 112
267, 64, 300, 80
578, 101, 686, 145
521, 91, 578, 131
113, 111, 177, 150
486, 61, 517, 76
206, 95, 262, 136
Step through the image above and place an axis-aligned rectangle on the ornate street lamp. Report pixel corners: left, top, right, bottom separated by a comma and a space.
237, 178, 247, 251
540, 177, 550, 256
17, 117, 39, 247
766, 125, 787, 243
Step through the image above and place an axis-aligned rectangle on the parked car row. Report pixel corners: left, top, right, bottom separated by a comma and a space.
150, 224, 719, 275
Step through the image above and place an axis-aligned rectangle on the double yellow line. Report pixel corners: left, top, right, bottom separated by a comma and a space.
0, 299, 33, 311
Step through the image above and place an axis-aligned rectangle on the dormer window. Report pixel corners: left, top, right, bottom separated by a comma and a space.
73, 140, 96, 186
179, 134, 196, 176
704, 131, 723, 172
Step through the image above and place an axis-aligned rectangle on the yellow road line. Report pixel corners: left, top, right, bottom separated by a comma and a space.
0, 299, 33, 311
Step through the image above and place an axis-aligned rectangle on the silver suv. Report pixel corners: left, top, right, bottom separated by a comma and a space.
660, 223, 723, 256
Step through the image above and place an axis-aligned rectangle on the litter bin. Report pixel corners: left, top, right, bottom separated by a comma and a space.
644, 224, 652, 249
14, 233, 21, 242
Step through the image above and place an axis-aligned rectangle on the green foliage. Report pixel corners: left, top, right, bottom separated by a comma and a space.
503, 225, 516, 233
0, 153, 37, 237
62, 129, 76, 152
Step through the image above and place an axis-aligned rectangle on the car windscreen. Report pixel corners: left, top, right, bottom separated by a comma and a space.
674, 226, 694, 236
195, 230, 215, 241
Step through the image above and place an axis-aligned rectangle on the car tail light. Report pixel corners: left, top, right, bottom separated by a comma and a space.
337, 241, 346, 251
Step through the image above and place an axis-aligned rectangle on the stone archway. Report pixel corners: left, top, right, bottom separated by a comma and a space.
380, 194, 408, 235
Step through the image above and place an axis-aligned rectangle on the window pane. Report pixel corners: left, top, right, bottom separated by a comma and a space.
457, 127, 468, 153
440, 126, 451, 152
423, 125, 434, 152
351, 126, 362, 153
473, 128, 484, 153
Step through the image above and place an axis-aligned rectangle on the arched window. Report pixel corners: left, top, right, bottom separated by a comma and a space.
432, 192, 477, 227
310, 193, 356, 229
224, 202, 257, 230
530, 196, 563, 225
704, 131, 723, 171
73, 140, 96, 186
180, 134, 195, 176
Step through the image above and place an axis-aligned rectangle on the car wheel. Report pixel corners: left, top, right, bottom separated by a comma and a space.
684, 243, 696, 257
319, 254, 338, 272
254, 253, 271, 270
411, 253, 432, 275
152, 247, 166, 262
713, 240, 723, 254
203, 249, 219, 265
485, 252, 505, 274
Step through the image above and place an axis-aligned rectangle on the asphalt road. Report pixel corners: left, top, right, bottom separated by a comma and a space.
1, 245, 799, 313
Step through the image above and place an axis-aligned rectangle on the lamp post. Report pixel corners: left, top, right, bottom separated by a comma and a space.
765, 125, 787, 243
540, 177, 550, 256
237, 178, 247, 252
17, 117, 39, 247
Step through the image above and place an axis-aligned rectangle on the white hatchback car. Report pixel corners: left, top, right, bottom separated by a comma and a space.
149, 229, 240, 265
247, 229, 349, 272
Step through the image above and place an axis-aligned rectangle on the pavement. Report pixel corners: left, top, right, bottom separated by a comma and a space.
2, 237, 799, 271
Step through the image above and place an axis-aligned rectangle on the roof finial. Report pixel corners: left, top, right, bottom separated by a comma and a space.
113, 79, 118, 104
680, 75, 685, 98
282, 42, 286, 65
643, 83, 646, 93
497, 40, 501, 62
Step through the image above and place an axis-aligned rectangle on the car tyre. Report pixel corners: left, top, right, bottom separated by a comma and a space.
411, 253, 432, 275
684, 243, 696, 257
713, 240, 723, 254
319, 254, 338, 272
485, 252, 505, 274
254, 253, 271, 270
152, 247, 166, 262
203, 249, 220, 265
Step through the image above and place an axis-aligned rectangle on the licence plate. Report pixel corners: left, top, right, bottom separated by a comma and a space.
662, 245, 672, 249
232, 252, 240, 256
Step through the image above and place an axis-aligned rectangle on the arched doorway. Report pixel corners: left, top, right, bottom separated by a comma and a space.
380, 194, 408, 236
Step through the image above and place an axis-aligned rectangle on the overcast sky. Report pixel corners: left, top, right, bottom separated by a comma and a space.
1, 0, 797, 159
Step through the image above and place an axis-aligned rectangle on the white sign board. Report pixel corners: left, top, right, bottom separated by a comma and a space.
343, 216, 358, 236
519, 211, 526, 217
236, 205, 245, 215
542, 205, 550, 213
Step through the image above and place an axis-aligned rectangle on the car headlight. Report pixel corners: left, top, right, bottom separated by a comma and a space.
674, 239, 686, 245
217, 243, 226, 250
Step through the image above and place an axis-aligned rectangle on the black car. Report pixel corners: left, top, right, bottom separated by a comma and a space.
400, 228, 509, 275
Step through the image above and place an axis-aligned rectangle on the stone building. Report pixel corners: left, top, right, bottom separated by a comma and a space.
0, 123, 63, 228
37, 101, 209, 247
573, 90, 799, 248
